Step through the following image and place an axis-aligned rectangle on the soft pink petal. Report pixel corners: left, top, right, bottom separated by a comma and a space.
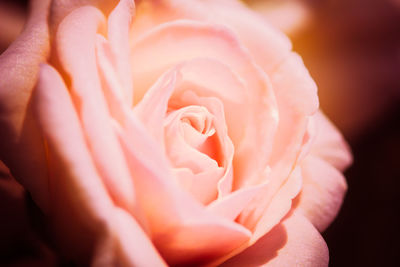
96, 34, 126, 123
207, 182, 268, 221
297, 156, 347, 232
135, 63, 236, 202
165, 107, 220, 171
35, 63, 164, 266
311, 111, 353, 171
107, 0, 134, 105
220, 212, 329, 267
0, 0, 51, 212
108, 208, 167, 267
134, 69, 178, 144
133, 0, 291, 73
236, 53, 320, 239
113, 110, 251, 265
34, 63, 116, 262
294, 111, 351, 231
56, 6, 138, 216
243, 166, 303, 241
131, 20, 278, 189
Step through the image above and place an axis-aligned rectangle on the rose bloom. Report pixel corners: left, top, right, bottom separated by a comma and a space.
0, 0, 351, 266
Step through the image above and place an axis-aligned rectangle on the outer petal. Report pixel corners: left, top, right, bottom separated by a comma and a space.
310, 111, 353, 171
295, 111, 351, 231
56, 6, 137, 216
220, 212, 329, 267
237, 53, 320, 242
296, 156, 347, 232
133, 0, 292, 72
34, 64, 165, 266
0, 0, 51, 211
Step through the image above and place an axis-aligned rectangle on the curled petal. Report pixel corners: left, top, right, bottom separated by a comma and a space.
114, 110, 251, 265
131, 20, 278, 189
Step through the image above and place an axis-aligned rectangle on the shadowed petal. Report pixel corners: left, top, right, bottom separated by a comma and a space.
0, 0, 51, 212
220, 212, 329, 267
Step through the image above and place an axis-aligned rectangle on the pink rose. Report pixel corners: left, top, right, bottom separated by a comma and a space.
0, 0, 352, 266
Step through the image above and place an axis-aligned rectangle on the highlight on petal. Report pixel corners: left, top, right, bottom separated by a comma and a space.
0, 0, 51, 212
56, 5, 138, 216
107, 0, 135, 105
34, 63, 164, 265
220, 212, 329, 267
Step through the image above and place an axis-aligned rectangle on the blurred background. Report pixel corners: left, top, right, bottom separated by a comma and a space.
1, 0, 399, 266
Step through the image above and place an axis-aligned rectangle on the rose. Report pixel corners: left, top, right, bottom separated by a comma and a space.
0, 0, 352, 266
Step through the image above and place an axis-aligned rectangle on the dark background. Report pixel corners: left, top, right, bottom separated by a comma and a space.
1, 0, 400, 266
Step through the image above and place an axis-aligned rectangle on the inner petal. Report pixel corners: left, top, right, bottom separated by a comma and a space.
165, 105, 221, 172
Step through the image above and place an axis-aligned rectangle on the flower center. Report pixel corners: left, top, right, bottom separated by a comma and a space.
164, 105, 222, 173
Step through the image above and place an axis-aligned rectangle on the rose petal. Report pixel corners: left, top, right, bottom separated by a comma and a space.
107, 208, 167, 267
311, 111, 353, 171
113, 111, 251, 265
34, 63, 116, 262
107, 0, 134, 105
294, 111, 351, 231
0, 0, 51, 212
236, 53, 320, 238
56, 6, 137, 215
133, 0, 292, 72
220, 212, 329, 267
135, 64, 236, 202
207, 181, 268, 221
243, 166, 303, 242
134, 69, 178, 144
296, 155, 347, 232
34, 63, 164, 266
131, 20, 278, 189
